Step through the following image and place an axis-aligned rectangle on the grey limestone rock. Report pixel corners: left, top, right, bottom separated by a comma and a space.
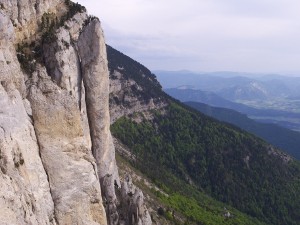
118, 175, 152, 225
0, 0, 152, 224
78, 18, 121, 225
0, 20, 56, 223
109, 71, 167, 123
28, 66, 107, 225
0, 0, 62, 42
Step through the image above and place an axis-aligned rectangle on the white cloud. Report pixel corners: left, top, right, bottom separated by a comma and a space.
77, 0, 300, 74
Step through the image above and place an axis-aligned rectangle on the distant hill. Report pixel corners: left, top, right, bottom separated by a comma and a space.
185, 101, 300, 160
155, 70, 300, 99
156, 71, 300, 128
164, 88, 300, 131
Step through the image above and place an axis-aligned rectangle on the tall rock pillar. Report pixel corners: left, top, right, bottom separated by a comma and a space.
78, 18, 120, 225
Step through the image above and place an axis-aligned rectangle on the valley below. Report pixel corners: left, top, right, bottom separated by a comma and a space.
156, 71, 300, 132
239, 98, 300, 132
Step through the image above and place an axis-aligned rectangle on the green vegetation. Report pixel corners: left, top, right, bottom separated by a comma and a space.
158, 192, 267, 225
82, 16, 99, 28
112, 103, 300, 225
185, 101, 300, 160
116, 152, 267, 225
64, 0, 86, 17
108, 44, 300, 224
41, 1, 85, 44
16, 41, 42, 74
40, 12, 59, 43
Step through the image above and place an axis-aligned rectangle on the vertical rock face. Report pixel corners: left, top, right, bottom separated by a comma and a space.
0, 1, 152, 224
78, 18, 119, 186
0, 9, 55, 225
0, 11, 25, 94
78, 19, 120, 225
0, 79, 56, 225
28, 66, 107, 225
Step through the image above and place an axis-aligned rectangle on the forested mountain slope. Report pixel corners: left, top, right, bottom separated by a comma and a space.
184, 101, 300, 160
107, 45, 300, 225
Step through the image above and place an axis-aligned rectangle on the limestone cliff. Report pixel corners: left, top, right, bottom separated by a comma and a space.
107, 46, 167, 124
0, 0, 151, 224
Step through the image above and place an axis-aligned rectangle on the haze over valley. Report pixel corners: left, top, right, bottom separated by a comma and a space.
156, 70, 300, 132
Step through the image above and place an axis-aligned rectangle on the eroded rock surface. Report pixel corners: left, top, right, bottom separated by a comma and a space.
0, 76, 56, 225
78, 18, 120, 187
28, 67, 107, 225
0, 0, 63, 42
109, 70, 167, 124
0, 10, 55, 224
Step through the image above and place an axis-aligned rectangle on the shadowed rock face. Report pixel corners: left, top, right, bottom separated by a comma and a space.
0, 1, 151, 224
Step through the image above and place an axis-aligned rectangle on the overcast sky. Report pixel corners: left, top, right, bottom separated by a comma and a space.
77, 0, 300, 75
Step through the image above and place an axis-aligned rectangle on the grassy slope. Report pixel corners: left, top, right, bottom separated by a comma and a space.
116, 152, 268, 225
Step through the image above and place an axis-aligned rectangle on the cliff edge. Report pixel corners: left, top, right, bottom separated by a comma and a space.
0, 0, 151, 224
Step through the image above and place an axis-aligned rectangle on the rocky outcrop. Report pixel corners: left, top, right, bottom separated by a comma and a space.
109, 71, 167, 123
118, 175, 152, 225
0, 11, 25, 95
0, 79, 56, 225
107, 46, 167, 124
0, 1, 151, 224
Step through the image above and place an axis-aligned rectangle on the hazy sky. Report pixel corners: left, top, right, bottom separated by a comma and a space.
77, 0, 300, 74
